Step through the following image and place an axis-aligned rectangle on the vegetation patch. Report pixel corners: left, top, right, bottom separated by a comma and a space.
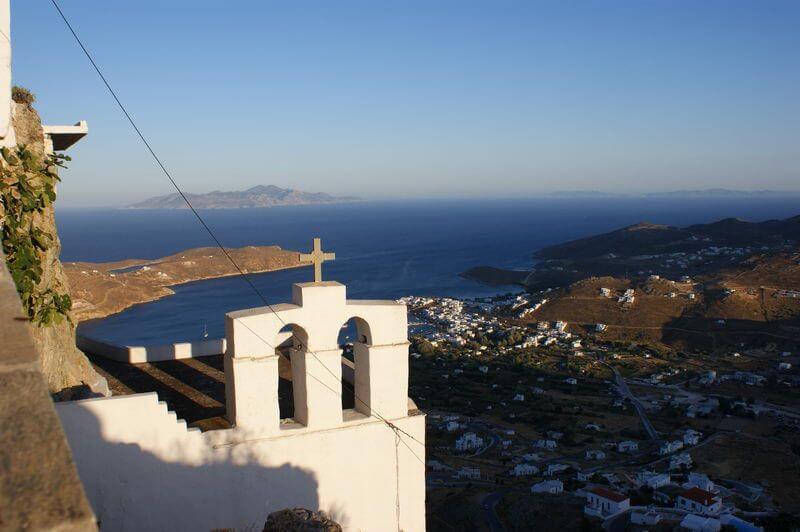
0, 145, 72, 325
11, 85, 35, 106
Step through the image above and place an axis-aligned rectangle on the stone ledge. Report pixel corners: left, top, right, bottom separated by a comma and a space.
0, 251, 97, 531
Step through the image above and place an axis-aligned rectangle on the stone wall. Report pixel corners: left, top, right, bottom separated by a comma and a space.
2, 101, 108, 397
0, 248, 97, 531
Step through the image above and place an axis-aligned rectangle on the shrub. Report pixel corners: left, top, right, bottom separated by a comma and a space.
11, 86, 35, 106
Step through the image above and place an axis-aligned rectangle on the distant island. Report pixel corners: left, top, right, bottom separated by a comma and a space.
65, 245, 306, 321
128, 185, 360, 209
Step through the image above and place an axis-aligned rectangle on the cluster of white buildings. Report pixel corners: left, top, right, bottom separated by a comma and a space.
641, 241, 768, 271
585, 471, 765, 531
455, 432, 484, 452
402, 296, 501, 349
514, 296, 549, 318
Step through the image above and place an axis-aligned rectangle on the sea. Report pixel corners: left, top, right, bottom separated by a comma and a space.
57, 198, 799, 346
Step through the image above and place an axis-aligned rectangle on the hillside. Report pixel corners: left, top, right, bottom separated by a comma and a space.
537, 216, 800, 261
129, 185, 360, 209
466, 214, 800, 351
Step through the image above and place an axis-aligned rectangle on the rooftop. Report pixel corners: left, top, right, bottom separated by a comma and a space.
679, 487, 719, 506
589, 486, 629, 503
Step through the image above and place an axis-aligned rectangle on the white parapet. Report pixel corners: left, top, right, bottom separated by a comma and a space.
77, 335, 226, 363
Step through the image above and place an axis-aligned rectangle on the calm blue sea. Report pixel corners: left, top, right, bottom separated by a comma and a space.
57, 198, 799, 346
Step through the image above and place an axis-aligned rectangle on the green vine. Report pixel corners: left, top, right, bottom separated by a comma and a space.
0, 145, 73, 325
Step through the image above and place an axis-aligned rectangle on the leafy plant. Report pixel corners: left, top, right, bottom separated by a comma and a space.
1, 145, 73, 325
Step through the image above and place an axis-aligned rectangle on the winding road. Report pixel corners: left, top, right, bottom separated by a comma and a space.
606, 364, 659, 440
481, 492, 505, 532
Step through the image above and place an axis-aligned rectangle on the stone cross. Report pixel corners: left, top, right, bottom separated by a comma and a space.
300, 237, 335, 283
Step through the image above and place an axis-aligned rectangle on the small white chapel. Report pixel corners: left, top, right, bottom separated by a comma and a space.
56, 239, 427, 531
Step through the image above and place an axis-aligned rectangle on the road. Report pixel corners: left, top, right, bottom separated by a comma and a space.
481, 492, 505, 532
606, 364, 659, 440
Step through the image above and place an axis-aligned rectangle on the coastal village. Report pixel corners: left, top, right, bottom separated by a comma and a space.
404, 289, 800, 530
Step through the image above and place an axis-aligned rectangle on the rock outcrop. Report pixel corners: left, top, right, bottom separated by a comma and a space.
2, 101, 108, 398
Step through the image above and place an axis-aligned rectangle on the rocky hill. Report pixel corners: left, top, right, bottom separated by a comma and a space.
129, 185, 359, 209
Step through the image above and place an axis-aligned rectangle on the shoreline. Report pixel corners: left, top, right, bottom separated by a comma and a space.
77, 263, 308, 324
65, 245, 305, 323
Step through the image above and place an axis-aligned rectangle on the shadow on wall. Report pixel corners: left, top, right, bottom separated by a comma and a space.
61, 405, 337, 531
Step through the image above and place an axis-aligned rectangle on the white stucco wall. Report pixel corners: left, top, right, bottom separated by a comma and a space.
57, 394, 425, 531
56, 281, 426, 531
0, 0, 15, 148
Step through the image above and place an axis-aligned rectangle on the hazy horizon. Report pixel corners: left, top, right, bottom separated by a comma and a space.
12, 1, 800, 208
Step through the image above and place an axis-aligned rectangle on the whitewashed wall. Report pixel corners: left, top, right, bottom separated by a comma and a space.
0, 0, 15, 147
57, 393, 425, 531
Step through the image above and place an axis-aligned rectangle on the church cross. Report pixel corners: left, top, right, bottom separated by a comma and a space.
300, 237, 335, 283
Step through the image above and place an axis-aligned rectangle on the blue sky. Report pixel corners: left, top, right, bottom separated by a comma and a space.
11, 1, 800, 207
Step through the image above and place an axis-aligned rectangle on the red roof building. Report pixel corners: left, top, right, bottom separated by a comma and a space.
676, 487, 722, 516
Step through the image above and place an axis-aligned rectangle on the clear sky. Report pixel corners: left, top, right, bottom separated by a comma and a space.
11, 0, 800, 207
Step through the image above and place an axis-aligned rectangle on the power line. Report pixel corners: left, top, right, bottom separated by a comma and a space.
48, 0, 425, 459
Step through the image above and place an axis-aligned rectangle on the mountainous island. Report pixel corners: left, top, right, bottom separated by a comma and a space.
464, 215, 800, 351
129, 185, 360, 209
65, 245, 306, 321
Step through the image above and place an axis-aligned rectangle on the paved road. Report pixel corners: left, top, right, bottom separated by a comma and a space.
607, 364, 659, 440
481, 492, 505, 532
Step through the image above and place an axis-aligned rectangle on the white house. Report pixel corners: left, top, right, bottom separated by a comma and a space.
636, 471, 671, 489
510, 463, 539, 476
531, 480, 563, 494
565, 377, 578, 385
584, 487, 630, 518
513, 393, 525, 402
680, 514, 721, 531
670, 452, 693, 470
457, 467, 481, 480
555, 321, 568, 332
685, 472, 714, 492
660, 440, 684, 455
545, 463, 569, 476
456, 432, 485, 452
585, 423, 601, 431
585, 449, 606, 460
683, 429, 702, 446
617, 440, 639, 453
676, 487, 722, 516
55, 277, 426, 531
596, 323, 608, 332
445, 421, 463, 432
